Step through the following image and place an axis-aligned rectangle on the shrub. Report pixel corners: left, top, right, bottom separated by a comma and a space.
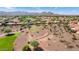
4, 27, 12, 33
30, 40, 39, 48
22, 45, 31, 51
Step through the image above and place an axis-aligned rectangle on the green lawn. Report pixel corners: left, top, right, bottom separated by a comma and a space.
0, 32, 20, 51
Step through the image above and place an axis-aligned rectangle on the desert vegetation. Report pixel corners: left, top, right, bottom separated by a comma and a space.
0, 15, 79, 51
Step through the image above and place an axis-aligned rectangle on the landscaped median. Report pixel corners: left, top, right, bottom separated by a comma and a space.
0, 32, 20, 51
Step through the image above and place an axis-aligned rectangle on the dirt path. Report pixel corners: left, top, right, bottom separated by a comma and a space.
13, 29, 29, 51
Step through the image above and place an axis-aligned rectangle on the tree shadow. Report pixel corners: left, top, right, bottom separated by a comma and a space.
34, 47, 44, 51
22, 46, 31, 51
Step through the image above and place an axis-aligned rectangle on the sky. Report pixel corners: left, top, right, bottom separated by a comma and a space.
0, 7, 79, 15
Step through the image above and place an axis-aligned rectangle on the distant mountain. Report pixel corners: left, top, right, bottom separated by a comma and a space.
0, 11, 28, 16
0, 11, 79, 16
0, 11, 58, 16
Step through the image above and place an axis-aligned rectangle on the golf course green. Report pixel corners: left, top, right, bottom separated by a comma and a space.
0, 32, 20, 51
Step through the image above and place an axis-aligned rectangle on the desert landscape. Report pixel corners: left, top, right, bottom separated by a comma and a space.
0, 15, 79, 51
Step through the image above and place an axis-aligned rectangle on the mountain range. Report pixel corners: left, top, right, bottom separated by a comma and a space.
0, 11, 78, 16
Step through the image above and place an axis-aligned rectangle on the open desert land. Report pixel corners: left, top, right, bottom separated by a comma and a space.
0, 16, 79, 51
